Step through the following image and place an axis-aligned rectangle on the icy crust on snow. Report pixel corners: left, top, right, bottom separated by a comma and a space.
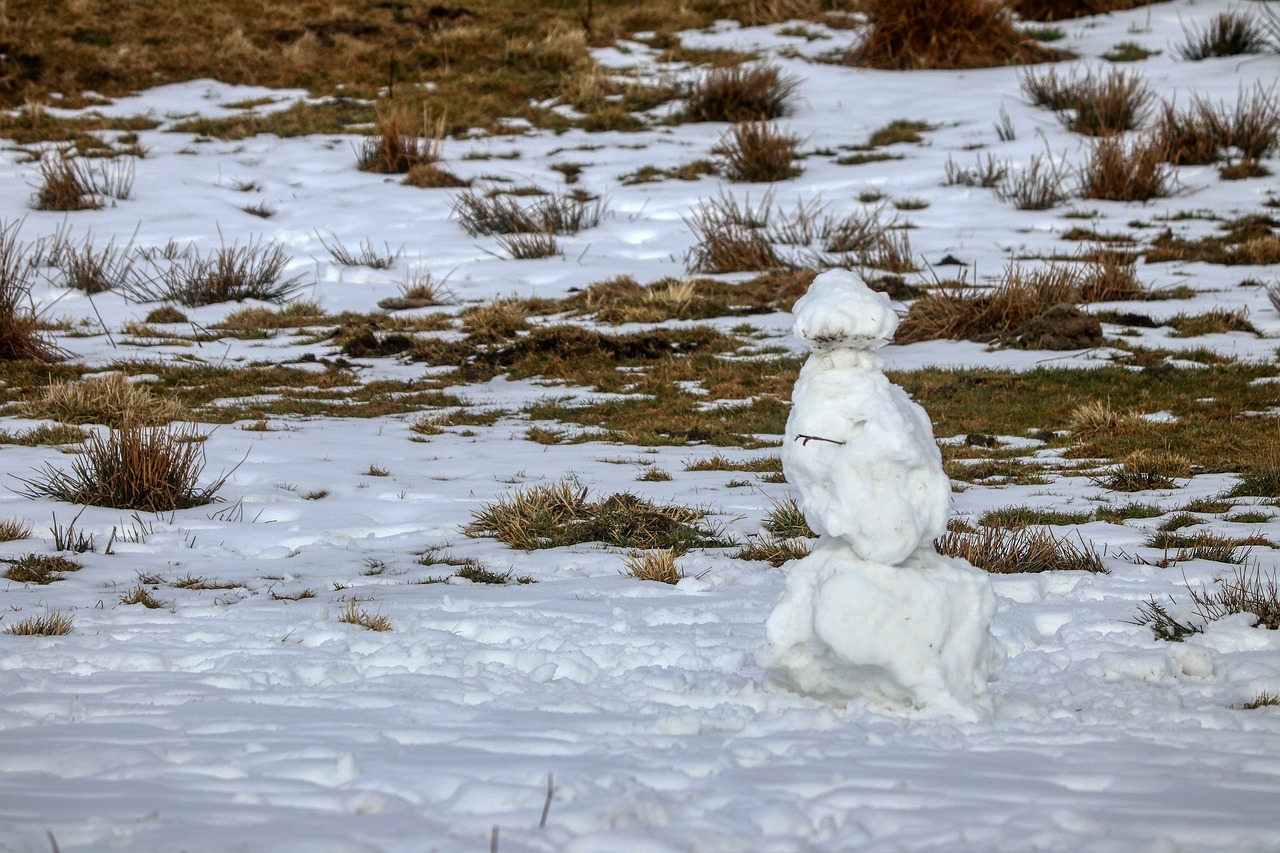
763, 539, 1004, 719
769, 269, 1000, 716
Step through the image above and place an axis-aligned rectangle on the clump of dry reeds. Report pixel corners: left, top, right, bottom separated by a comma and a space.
14, 423, 233, 511
682, 62, 800, 122
1020, 66, 1153, 135
936, 525, 1107, 573
1078, 135, 1173, 201
714, 120, 802, 183
896, 256, 1141, 344
847, 0, 1059, 70
0, 220, 60, 362
1010, 0, 1159, 22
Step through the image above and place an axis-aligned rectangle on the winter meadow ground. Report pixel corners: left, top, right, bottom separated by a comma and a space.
1, 1, 1279, 850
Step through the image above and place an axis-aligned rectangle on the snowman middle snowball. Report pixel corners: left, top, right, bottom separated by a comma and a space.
781, 269, 951, 566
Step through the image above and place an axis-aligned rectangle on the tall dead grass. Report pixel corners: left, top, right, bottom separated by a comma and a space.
14, 423, 232, 511
1021, 67, 1153, 135
682, 62, 800, 122
1079, 135, 1173, 201
0, 220, 59, 361
714, 120, 802, 182
897, 256, 1141, 344
847, 0, 1060, 70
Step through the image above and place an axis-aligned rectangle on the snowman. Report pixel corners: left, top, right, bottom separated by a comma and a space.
761, 269, 1004, 719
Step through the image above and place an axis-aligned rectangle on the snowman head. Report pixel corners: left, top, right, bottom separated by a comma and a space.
792, 269, 898, 351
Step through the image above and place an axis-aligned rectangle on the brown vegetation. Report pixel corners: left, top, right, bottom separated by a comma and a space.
848, 0, 1060, 70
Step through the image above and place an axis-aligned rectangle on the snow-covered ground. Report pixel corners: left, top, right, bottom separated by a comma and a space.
2, 2, 1279, 850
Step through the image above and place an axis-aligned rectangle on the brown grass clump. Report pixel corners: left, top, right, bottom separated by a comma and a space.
1155, 86, 1280, 169
24, 373, 189, 427
896, 258, 1142, 344
356, 106, 437, 174
0, 221, 60, 362
992, 152, 1073, 209
1132, 567, 1279, 641
14, 423, 233, 511
1148, 215, 1280, 267
1021, 66, 1153, 135
338, 598, 392, 631
3, 611, 74, 636
1078, 135, 1173, 201
2, 553, 83, 584
714, 120, 802, 183
621, 549, 685, 584
1010, 0, 1159, 22
1176, 11, 1269, 61
682, 62, 800, 123
735, 534, 811, 566
1092, 450, 1191, 491
1067, 399, 1146, 438
936, 525, 1107, 573
685, 193, 784, 274
847, 0, 1060, 70
465, 479, 728, 552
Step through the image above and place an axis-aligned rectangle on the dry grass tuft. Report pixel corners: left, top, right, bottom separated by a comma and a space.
763, 494, 815, 539
465, 479, 727, 552
496, 231, 560, 260
1078, 135, 1173, 201
378, 269, 449, 311
459, 299, 530, 343
1092, 450, 1191, 492
1068, 399, 1146, 438
14, 423, 233, 511
1010, 0, 1159, 21
1132, 567, 1279, 641
1229, 455, 1280, 499
685, 192, 785, 274
1241, 691, 1280, 710
1177, 10, 1269, 61
621, 549, 684, 584
936, 525, 1107, 573
896, 258, 1141, 344
0, 518, 33, 542
1155, 87, 1280, 168
120, 583, 166, 609
992, 152, 1073, 209
682, 62, 800, 122
1020, 66, 1153, 135
0, 220, 60, 362
24, 373, 189, 427
714, 120, 802, 183
847, 0, 1059, 70
318, 233, 399, 269
32, 150, 134, 211
453, 189, 602, 237
357, 106, 434, 174
735, 534, 810, 566
3, 611, 74, 636
55, 234, 138, 294
2, 553, 83, 584
338, 598, 392, 631
129, 236, 306, 305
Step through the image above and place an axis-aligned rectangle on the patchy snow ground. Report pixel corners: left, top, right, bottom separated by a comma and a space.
2, 1, 1279, 851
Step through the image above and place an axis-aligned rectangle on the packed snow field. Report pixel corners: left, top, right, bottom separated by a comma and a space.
2, 2, 1279, 850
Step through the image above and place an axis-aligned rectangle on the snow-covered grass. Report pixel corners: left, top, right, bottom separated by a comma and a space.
1, 2, 1279, 851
